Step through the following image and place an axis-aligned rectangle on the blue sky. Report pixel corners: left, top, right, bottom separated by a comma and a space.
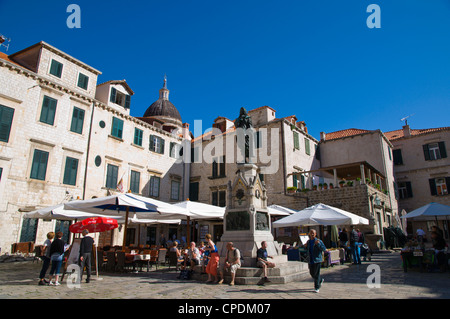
1, 0, 449, 139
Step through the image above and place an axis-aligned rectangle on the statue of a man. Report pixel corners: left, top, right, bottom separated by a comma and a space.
234, 107, 253, 163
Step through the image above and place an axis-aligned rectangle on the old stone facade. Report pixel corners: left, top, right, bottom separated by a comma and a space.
385, 125, 450, 239
0, 42, 190, 253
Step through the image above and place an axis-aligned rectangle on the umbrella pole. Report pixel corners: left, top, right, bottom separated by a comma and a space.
123, 206, 129, 248
187, 216, 191, 245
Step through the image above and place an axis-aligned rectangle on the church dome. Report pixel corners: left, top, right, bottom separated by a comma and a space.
143, 76, 182, 125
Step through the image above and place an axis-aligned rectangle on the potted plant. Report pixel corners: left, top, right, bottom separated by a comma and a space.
365, 178, 372, 185
318, 183, 323, 190
339, 180, 345, 188
347, 181, 354, 187
287, 186, 297, 194
313, 185, 317, 191
375, 184, 381, 190
329, 183, 334, 189
356, 177, 361, 184
323, 183, 328, 190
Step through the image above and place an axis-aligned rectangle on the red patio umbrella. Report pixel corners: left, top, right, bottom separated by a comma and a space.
69, 216, 118, 234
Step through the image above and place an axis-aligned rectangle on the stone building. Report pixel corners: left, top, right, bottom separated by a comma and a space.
0, 42, 190, 253
0, 41, 101, 250
385, 125, 450, 240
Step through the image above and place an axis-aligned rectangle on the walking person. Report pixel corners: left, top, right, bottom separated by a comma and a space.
350, 227, 361, 264
218, 242, 241, 286
38, 232, 55, 286
204, 233, 219, 283
48, 232, 65, 286
79, 229, 94, 283
304, 229, 327, 293
256, 241, 275, 284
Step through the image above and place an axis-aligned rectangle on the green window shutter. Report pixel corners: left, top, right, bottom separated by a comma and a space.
106, 164, 118, 189
63, 157, 79, 185
49, 60, 63, 78
438, 142, 447, 159
70, 107, 85, 134
305, 138, 310, 155
125, 94, 131, 108
149, 135, 155, 151
293, 174, 298, 188
212, 158, 218, 177
211, 191, 218, 206
0, 104, 14, 143
405, 181, 413, 198
40, 96, 57, 125
149, 176, 160, 197
130, 170, 140, 193
134, 128, 143, 146
30, 149, 49, 181
111, 117, 123, 139
293, 131, 299, 150
77, 73, 89, 90
429, 178, 437, 196
159, 138, 165, 154
423, 144, 430, 161
189, 182, 199, 201
393, 149, 403, 165
110, 87, 117, 103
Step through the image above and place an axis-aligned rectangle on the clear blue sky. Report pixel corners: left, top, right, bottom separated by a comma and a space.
1, 0, 449, 139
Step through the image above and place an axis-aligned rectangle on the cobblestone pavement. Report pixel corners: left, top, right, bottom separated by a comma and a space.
0, 251, 448, 300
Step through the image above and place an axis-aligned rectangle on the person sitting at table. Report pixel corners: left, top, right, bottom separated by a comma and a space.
170, 241, 183, 265
185, 242, 201, 271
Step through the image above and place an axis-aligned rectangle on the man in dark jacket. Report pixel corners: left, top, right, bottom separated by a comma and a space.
304, 229, 327, 293
350, 227, 361, 264
79, 230, 94, 283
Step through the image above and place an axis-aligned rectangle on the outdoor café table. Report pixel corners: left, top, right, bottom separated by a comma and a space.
127, 254, 152, 272
400, 250, 424, 272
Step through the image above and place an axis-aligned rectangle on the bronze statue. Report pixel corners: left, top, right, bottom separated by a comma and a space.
234, 107, 253, 163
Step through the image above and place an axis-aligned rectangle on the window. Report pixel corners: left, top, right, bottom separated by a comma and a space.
129, 170, 140, 194
255, 131, 262, 149
70, 107, 85, 134
149, 176, 160, 197
110, 87, 131, 108
30, 149, 49, 181
63, 157, 79, 186
397, 181, 413, 199
423, 142, 447, 161
212, 156, 225, 178
393, 149, 403, 165
189, 182, 199, 201
212, 190, 226, 207
171, 180, 180, 200
0, 167, 3, 181
0, 104, 14, 143
133, 128, 143, 146
169, 142, 182, 159
77, 73, 89, 90
111, 117, 124, 139
105, 164, 119, 189
40, 96, 57, 125
49, 59, 63, 78
293, 131, 299, 150
305, 138, 311, 155
429, 178, 449, 196
149, 135, 165, 154
20, 218, 38, 243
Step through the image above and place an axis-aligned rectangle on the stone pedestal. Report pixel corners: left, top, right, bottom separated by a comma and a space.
217, 163, 287, 267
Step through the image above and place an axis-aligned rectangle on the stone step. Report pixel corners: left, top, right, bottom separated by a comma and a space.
191, 261, 310, 285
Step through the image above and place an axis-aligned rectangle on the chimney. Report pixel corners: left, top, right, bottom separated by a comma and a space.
402, 125, 411, 138
182, 123, 191, 140
320, 132, 326, 141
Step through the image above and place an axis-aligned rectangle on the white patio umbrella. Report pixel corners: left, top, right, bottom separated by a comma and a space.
400, 202, 450, 221
273, 203, 369, 228
268, 204, 298, 216
23, 204, 124, 221
64, 193, 192, 246
173, 200, 225, 220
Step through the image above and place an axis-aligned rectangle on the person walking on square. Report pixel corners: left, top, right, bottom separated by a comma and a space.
79, 229, 94, 283
304, 229, 327, 293
48, 232, 65, 286
205, 233, 219, 283
38, 232, 55, 286
256, 241, 275, 284
218, 242, 241, 286
350, 227, 361, 264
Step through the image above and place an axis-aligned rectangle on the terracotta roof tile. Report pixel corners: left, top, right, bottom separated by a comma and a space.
324, 128, 372, 141
385, 127, 450, 141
